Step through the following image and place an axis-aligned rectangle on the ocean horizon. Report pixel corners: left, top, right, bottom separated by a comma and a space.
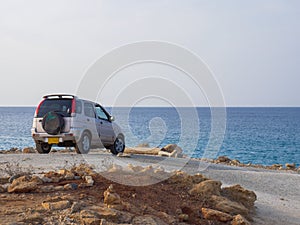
0, 106, 299, 166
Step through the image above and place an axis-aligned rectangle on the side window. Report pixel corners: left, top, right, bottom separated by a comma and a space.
95, 105, 109, 120
84, 103, 95, 118
76, 100, 82, 114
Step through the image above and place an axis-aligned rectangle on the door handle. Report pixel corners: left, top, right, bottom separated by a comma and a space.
100, 121, 103, 124
87, 119, 90, 122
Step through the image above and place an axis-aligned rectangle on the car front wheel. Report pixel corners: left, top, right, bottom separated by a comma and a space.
110, 136, 125, 155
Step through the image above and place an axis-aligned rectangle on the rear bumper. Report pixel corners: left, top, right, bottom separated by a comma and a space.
31, 128, 82, 144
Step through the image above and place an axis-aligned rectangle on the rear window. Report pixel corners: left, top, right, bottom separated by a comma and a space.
37, 99, 72, 118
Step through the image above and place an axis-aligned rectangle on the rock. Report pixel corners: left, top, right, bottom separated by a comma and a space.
0, 185, 6, 193
64, 183, 78, 190
39, 185, 55, 192
70, 202, 82, 213
20, 212, 44, 224
117, 152, 131, 158
85, 176, 94, 186
201, 208, 233, 222
178, 214, 189, 222
8, 174, 22, 183
231, 214, 251, 225
285, 163, 296, 170
30, 176, 44, 185
71, 164, 96, 177
189, 180, 222, 196
159, 144, 183, 158
104, 185, 122, 208
80, 210, 101, 225
230, 159, 241, 166
22, 147, 36, 154
8, 176, 40, 193
42, 199, 71, 210
64, 171, 75, 180
96, 207, 119, 222
271, 164, 282, 169
216, 156, 231, 163
43, 171, 63, 183
221, 184, 257, 208
132, 215, 158, 225
210, 195, 249, 217
54, 186, 64, 191
156, 211, 176, 224
41, 177, 52, 183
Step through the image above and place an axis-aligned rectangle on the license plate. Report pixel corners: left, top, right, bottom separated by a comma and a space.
48, 137, 59, 144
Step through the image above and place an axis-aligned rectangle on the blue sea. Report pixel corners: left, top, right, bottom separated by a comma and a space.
0, 107, 299, 166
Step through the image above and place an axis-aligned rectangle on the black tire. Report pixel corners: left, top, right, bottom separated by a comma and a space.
36, 142, 52, 154
75, 132, 91, 154
42, 111, 65, 135
110, 136, 125, 155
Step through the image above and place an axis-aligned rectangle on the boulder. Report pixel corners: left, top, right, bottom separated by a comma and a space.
8, 176, 40, 193
231, 214, 251, 225
221, 184, 257, 208
159, 144, 183, 158
104, 184, 122, 208
64, 183, 78, 190
80, 210, 101, 225
85, 176, 94, 186
189, 180, 222, 196
270, 164, 282, 170
132, 215, 158, 225
70, 201, 82, 214
42, 199, 71, 210
210, 195, 249, 217
117, 153, 132, 158
230, 159, 241, 166
22, 147, 36, 154
178, 213, 189, 222
216, 156, 231, 163
201, 208, 233, 222
71, 164, 96, 177
0, 185, 6, 193
285, 163, 296, 170
39, 185, 55, 193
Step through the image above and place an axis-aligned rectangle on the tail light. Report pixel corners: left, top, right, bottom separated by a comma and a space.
34, 99, 45, 117
71, 99, 76, 116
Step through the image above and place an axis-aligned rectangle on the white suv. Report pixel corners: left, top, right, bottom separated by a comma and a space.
31, 94, 125, 154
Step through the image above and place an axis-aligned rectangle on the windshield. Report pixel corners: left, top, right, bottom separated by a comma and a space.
37, 99, 72, 117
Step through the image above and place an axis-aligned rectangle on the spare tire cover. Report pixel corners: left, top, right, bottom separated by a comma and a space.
42, 111, 65, 135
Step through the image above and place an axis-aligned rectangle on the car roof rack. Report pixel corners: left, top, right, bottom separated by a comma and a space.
43, 94, 76, 99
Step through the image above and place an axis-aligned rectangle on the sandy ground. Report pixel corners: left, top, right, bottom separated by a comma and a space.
0, 151, 299, 225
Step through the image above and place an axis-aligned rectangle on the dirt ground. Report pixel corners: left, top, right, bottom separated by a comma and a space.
0, 164, 255, 225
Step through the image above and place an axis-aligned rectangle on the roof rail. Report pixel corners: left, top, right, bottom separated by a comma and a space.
43, 94, 76, 99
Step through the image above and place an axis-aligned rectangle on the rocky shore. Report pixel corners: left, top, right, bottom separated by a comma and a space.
1, 144, 299, 173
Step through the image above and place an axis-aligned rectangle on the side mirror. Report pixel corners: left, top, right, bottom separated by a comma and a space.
109, 116, 115, 122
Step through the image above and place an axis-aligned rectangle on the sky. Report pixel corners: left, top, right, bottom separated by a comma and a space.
0, 0, 299, 106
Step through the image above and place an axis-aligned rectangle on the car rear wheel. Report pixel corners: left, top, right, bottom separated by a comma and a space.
110, 136, 125, 155
36, 142, 52, 154
75, 132, 91, 154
